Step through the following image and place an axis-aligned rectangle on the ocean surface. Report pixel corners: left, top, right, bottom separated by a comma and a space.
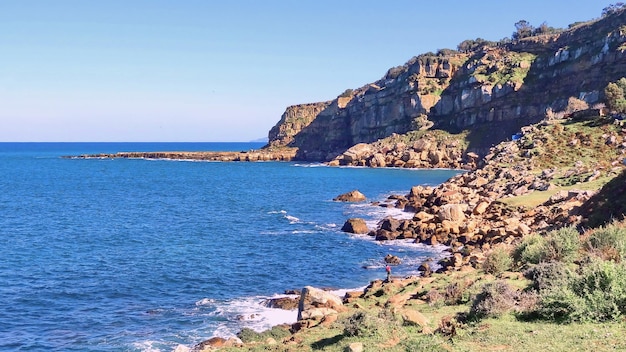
0, 142, 461, 351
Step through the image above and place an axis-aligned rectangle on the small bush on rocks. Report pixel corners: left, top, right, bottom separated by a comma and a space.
483, 246, 513, 276
586, 222, 626, 261
236, 325, 291, 343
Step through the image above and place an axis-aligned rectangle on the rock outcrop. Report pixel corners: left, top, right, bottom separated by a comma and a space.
265, 9, 626, 163
67, 149, 298, 162
360, 117, 626, 272
341, 218, 369, 234
333, 190, 366, 202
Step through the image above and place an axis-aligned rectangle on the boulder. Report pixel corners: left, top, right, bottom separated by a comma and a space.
437, 204, 467, 222
347, 342, 364, 352
413, 139, 431, 152
375, 229, 398, 241
418, 262, 432, 277
341, 218, 369, 234
174, 345, 190, 352
384, 254, 401, 264
194, 337, 227, 351
341, 143, 372, 164
414, 211, 435, 222
401, 309, 432, 333
472, 200, 490, 215
370, 153, 387, 167
334, 190, 366, 202
263, 296, 299, 310
297, 286, 344, 321
379, 217, 401, 231
299, 307, 337, 320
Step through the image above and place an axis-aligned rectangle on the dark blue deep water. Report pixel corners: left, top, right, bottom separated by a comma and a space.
0, 143, 460, 351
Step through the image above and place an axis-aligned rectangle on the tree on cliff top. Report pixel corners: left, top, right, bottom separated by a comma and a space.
602, 3, 626, 17
512, 20, 534, 40
605, 78, 626, 113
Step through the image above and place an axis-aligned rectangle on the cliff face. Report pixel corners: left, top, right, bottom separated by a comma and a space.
265, 9, 626, 161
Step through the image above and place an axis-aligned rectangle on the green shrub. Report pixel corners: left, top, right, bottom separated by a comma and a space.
483, 247, 513, 276
236, 325, 291, 343
543, 226, 581, 263
605, 78, 626, 113
514, 233, 547, 266
338, 88, 353, 98
586, 222, 626, 261
533, 286, 585, 322
400, 334, 447, 352
524, 261, 573, 292
469, 281, 518, 319
342, 310, 400, 338
535, 259, 626, 322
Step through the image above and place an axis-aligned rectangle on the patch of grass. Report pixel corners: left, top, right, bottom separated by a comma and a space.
452, 319, 626, 352
470, 52, 536, 86
501, 176, 614, 209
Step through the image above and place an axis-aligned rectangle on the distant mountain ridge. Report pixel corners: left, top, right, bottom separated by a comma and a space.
264, 8, 626, 162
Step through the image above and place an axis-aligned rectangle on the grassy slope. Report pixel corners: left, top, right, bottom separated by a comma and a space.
215, 116, 626, 352
219, 267, 626, 351
497, 117, 625, 210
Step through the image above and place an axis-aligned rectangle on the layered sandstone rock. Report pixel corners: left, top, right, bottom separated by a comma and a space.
265, 10, 626, 162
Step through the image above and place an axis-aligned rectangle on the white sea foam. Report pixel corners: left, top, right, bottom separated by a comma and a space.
194, 298, 215, 306
285, 215, 300, 223
291, 230, 318, 234
293, 163, 327, 168
198, 294, 299, 338
132, 340, 162, 352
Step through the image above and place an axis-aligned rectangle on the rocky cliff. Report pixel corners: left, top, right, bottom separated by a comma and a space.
265, 9, 626, 162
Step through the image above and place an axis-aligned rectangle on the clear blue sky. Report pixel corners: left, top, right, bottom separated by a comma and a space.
0, 0, 608, 141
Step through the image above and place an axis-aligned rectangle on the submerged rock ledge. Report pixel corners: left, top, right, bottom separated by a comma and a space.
65, 148, 298, 162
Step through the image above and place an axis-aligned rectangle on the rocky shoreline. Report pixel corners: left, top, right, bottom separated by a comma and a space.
66, 117, 626, 351
65, 148, 298, 162
183, 115, 626, 351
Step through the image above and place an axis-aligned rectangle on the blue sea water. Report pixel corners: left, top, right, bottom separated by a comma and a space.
0, 142, 461, 351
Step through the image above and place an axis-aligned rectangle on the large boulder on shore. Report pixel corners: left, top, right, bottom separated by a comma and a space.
263, 296, 300, 310
340, 143, 372, 164
341, 218, 369, 234
334, 190, 366, 202
437, 204, 467, 222
297, 286, 344, 321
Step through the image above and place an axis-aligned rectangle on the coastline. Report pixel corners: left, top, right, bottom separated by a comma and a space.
178, 116, 626, 350
179, 183, 456, 351
64, 149, 298, 162
207, 189, 452, 335
62, 114, 626, 351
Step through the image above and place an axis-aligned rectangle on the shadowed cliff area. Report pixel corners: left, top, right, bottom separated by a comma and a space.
579, 168, 626, 228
